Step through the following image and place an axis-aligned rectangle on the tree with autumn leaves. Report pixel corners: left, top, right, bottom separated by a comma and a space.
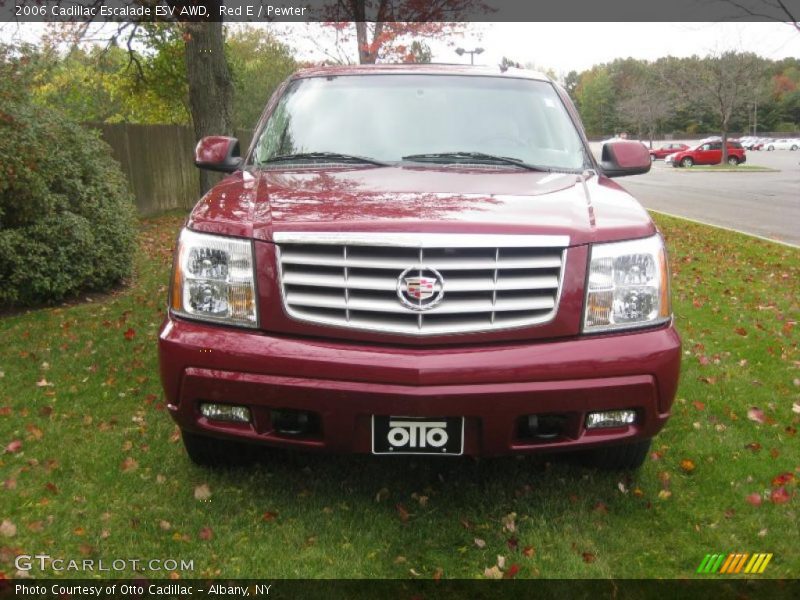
320, 0, 482, 63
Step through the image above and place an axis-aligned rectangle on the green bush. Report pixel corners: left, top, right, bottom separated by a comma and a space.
0, 50, 136, 307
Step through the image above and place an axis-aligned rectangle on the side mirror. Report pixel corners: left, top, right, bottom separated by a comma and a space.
194, 136, 242, 173
600, 140, 651, 178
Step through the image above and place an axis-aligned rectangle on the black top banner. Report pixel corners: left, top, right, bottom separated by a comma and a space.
1, 0, 799, 23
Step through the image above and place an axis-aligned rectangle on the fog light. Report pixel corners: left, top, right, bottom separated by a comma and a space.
586, 410, 636, 429
200, 403, 251, 423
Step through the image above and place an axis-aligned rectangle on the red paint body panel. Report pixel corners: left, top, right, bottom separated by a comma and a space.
159, 317, 681, 456
188, 168, 656, 246
195, 136, 238, 165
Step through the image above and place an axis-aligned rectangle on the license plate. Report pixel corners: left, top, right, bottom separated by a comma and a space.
371, 416, 464, 455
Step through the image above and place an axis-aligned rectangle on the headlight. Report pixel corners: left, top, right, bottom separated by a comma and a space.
170, 229, 258, 327
584, 234, 671, 333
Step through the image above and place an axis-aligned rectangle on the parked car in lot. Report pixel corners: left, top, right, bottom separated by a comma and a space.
649, 143, 689, 160
765, 138, 799, 151
666, 140, 747, 167
160, 64, 680, 470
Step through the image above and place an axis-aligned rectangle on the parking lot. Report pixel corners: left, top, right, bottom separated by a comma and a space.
591, 143, 800, 247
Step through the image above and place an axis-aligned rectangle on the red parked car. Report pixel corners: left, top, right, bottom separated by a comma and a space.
159, 65, 681, 470
649, 142, 689, 160
666, 141, 746, 167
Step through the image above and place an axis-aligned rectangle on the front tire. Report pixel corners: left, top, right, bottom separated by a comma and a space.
181, 431, 254, 467
791, 145, 798, 151
767, 145, 774, 151
680, 157, 693, 167
573, 439, 652, 470
727, 156, 739, 166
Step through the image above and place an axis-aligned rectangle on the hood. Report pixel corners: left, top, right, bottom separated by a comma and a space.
187, 166, 656, 246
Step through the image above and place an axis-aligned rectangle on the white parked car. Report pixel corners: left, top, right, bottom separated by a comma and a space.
765, 138, 799, 151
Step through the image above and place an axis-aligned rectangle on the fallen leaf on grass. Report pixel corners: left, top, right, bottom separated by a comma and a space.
506, 537, 518, 551
123, 328, 136, 341
771, 472, 795, 487
396, 503, 410, 523
27, 521, 44, 533
747, 408, 765, 424
0, 520, 17, 537
770, 488, 790, 505
432, 567, 443, 581
474, 538, 486, 549
680, 459, 696, 473
35, 378, 53, 388
5, 440, 22, 454
25, 425, 43, 440
522, 546, 535, 558
658, 490, 672, 500
592, 502, 608, 514
744, 442, 762, 452
159, 521, 171, 531
194, 484, 211, 501
793, 403, 800, 415
692, 401, 706, 411
121, 457, 138, 472
582, 552, 596, 563
745, 493, 762, 506
734, 327, 748, 336
199, 527, 213, 540
483, 566, 503, 579
505, 564, 520, 579
501, 512, 517, 533
261, 511, 278, 522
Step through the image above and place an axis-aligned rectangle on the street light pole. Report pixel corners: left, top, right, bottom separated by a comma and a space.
455, 47, 484, 65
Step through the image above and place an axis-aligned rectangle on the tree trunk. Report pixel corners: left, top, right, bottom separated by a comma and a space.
355, 22, 373, 64
184, 22, 234, 194
720, 117, 729, 165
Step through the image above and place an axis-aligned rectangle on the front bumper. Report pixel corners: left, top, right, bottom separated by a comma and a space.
158, 317, 681, 457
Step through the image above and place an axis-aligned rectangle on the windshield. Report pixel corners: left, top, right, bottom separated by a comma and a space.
252, 74, 588, 171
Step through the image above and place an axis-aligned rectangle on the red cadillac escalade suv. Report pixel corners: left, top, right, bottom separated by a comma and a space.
159, 65, 681, 470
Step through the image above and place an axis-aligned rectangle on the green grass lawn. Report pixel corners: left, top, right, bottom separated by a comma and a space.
1, 213, 797, 580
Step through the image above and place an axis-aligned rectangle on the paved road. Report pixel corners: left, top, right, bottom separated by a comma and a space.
591, 144, 800, 247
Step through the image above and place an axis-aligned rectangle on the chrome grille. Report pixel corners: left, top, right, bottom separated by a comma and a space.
275, 233, 568, 335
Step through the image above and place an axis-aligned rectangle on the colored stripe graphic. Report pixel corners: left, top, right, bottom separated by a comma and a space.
719, 554, 737, 573
700, 553, 773, 575
757, 554, 773, 574
697, 554, 713, 573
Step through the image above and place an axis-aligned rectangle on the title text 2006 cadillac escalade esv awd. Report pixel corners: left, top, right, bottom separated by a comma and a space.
159, 65, 681, 469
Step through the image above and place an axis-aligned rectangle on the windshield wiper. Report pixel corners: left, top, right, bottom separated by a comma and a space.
261, 152, 388, 166
401, 152, 553, 172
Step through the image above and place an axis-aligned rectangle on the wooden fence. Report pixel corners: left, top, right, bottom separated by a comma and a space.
88, 123, 252, 216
